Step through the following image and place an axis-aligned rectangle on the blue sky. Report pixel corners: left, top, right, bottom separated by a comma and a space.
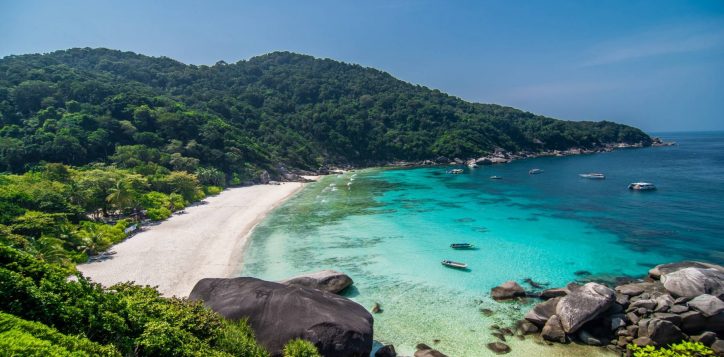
1, 1, 723, 132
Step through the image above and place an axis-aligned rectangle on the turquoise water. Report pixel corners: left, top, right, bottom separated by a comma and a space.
241, 132, 724, 356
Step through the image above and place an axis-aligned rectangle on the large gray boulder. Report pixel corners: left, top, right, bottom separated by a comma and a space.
649, 261, 724, 279
556, 282, 615, 333
661, 267, 724, 298
688, 294, 724, 317
524, 297, 561, 327
189, 277, 373, 357
279, 270, 353, 294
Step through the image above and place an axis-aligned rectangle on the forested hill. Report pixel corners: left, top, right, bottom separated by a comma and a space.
0, 48, 651, 179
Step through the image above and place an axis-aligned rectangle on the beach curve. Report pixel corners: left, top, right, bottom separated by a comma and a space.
77, 182, 306, 297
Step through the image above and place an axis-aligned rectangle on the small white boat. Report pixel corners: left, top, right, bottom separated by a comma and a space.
447, 169, 464, 174
579, 173, 605, 179
628, 182, 656, 191
529, 168, 544, 175
468, 162, 478, 168
490, 176, 502, 180
441, 260, 468, 269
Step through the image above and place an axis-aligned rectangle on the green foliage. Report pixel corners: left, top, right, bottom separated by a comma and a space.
0, 312, 119, 356
212, 319, 269, 357
0, 244, 268, 356
627, 341, 714, 357
282, 339, 321, 357
0, 48, 650, 175
205, 186, 223, 196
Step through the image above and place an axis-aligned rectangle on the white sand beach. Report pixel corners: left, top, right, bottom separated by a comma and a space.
77, 182, 306, 297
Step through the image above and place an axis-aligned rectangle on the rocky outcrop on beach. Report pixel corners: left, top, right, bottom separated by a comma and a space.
189, 277, 373, 357
278, 269, 354, 294
518, 261, 724, 354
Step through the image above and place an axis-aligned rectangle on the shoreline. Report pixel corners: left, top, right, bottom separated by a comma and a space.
77, 181, 308, 298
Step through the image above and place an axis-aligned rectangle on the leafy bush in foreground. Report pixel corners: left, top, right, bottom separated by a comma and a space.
283, 339, 322, 357
628, 341, 714, 357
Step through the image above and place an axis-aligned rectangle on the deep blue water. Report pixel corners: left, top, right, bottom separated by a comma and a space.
241, 131, 724, 356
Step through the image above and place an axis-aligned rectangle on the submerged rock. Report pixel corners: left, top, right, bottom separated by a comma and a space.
556, 283, 615, 333
375, 345, 397, 357
491, 281, 526, 300
189, 277, 373, 357
486, 342, 511, 354
540, 288, 567, 299
661, 267, 724, 298
278, 269, 353, 294
414, 345, 447, 357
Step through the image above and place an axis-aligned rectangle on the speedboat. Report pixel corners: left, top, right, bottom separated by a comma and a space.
529, 168, 544, 175
628, 182, 656, 191
579, 173, 605, 179
447, 169, 464, 174
450, 243, 474, 249
441, 260, 468, 269
489, 176, 502, 180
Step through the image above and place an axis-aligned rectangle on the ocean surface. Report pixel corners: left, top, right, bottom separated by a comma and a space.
241, 132, 724, 356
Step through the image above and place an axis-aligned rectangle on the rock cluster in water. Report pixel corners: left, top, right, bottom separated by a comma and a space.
516, 261, 724, 355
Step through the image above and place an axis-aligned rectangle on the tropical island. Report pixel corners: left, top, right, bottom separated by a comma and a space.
0, 48, 719, 356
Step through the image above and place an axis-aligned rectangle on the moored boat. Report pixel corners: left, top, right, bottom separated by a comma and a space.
529, 168, 544, 174
441, 260, 468, 269
447, 169, 464, 174
628, 182, 656, 191
489, 176, 502, 180
450, 243, 474, 249
579, 173, 605, 179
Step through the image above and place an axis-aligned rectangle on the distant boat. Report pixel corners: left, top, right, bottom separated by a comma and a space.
629, 182, 656, 191
579, 173, 605, 179
529, 168, 544, 175
447, 169, 464, 174
490, 176, 502, 180
468, 162, 478, 168
450, 243, 474, 249
441, 260, 468, 269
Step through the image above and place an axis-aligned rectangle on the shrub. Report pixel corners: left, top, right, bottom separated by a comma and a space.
213, 319, 270, 357
0, 312, 119, 356
282, 339, 321, 357
204, 185, 223, 196
146, 207, 172, 221
627, 341, 714, 357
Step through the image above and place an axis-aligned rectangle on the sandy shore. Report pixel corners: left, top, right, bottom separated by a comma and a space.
77, 182, 306, 297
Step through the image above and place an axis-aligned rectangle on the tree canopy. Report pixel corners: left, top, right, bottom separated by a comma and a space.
0, 48, 651, 178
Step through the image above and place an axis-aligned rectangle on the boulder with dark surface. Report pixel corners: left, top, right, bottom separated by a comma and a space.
279, 270, 353, 294
712, 339, 724, 356
692, 331, 717, 346
688, 294, 724, 317
556, 283, 615, 333
541, 315, 567, 343
189, 277, 373, 357
640, 319, 685, 347
649, 261, 724, 279
525, 297, 561, 327
491, 281, 526, 300
661, 267, 724, 298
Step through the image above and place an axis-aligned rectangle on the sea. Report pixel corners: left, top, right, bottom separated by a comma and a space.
240, 132, 724, 356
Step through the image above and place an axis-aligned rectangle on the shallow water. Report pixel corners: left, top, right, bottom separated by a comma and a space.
241, 132, 724, 356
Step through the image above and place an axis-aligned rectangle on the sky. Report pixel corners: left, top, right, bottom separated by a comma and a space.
1, 0, 723, 132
